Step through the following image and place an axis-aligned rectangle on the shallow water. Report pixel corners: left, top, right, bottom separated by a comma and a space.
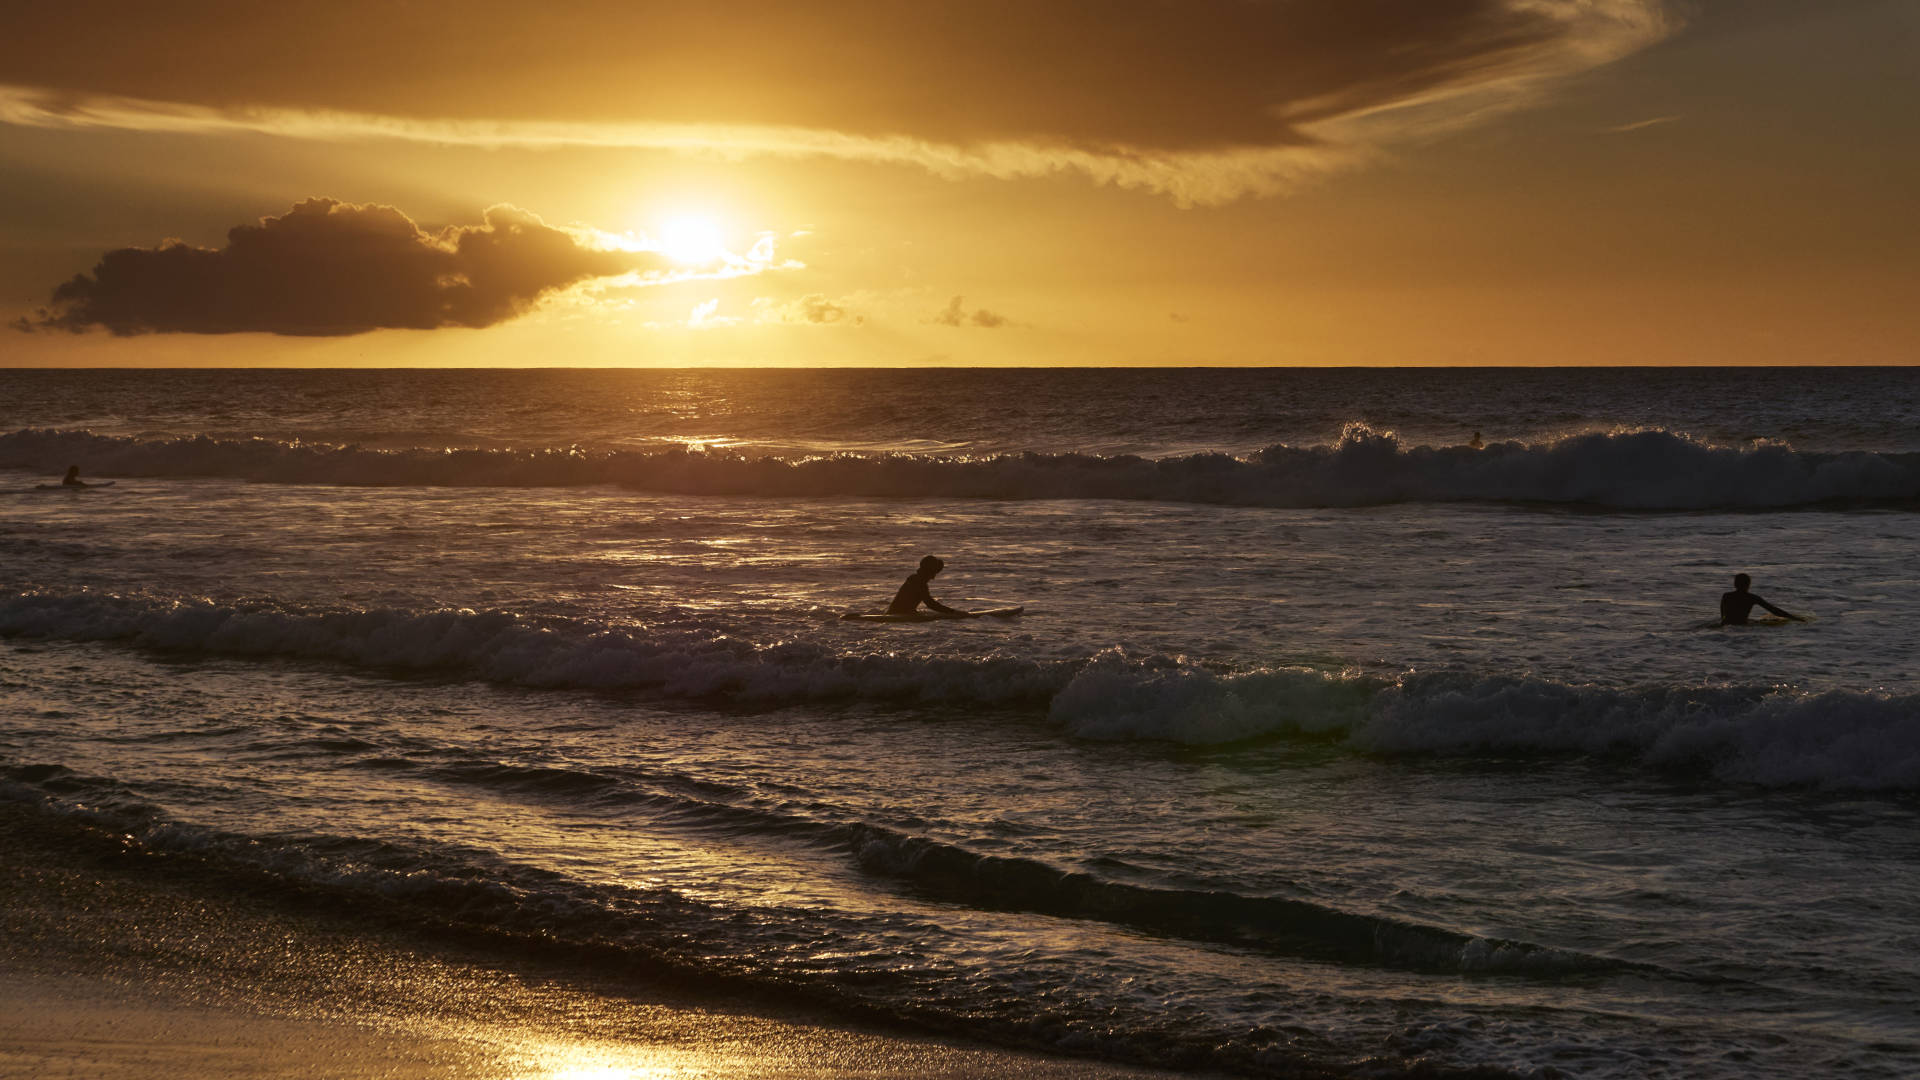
4, 368, 1919, 1077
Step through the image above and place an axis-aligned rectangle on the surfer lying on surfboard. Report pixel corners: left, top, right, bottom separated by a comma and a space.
1720, 573, 1803, 626
840, 556, 1022, 622
890, 555, 968, 617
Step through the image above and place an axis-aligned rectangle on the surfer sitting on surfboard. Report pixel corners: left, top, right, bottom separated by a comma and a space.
889, 555, 970, 617
1720, 573, 1803, 626
34, 464, 115, 491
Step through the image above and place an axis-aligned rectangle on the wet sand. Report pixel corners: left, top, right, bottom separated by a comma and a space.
0, 803, 1195, 1080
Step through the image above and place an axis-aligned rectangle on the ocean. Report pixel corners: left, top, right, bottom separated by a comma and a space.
3, 367, 1919, 1078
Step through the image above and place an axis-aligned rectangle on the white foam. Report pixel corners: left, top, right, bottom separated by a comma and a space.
9, 590, 1918, 789
0, 590, 1070, 705
1049, 663, 1920, 790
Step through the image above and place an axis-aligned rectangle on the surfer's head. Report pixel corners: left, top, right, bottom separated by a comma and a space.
1733, 573, 1751, 591
917, 555, 945, 578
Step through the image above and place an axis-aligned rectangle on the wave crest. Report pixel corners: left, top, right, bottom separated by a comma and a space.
0, 589, 1068, 704
844, 822, 1619, 976
6, 590, 1920, 789
7, 425, 1918, 509
1050, 661, 1920, 789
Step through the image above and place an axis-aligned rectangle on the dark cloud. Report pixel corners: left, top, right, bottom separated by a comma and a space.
0, 2, 1672, 153
19, 199, 665, 335
933, 296, 1010, 329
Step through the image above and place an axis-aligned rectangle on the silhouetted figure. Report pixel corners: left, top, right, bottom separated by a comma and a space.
1720, 573, 1802, 625
61, 465, 84, 487
1468, 431, 1484, 450
889, 555, 966, 616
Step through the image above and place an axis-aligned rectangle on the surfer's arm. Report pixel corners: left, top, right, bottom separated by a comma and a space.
1754, 596, 1803, 621
924, 596, 964, 615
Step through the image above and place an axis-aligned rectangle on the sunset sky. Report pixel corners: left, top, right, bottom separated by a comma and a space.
2, 0, 1914, 367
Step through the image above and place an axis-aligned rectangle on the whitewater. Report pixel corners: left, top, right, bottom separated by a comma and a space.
4, 367, 1920, 1078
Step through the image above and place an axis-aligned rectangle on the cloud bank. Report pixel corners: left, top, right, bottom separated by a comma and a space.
0, 1, 1678, 203
15, 199, 744, 336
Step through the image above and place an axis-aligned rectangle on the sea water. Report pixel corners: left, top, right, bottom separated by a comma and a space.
3, 367, 1919, 1078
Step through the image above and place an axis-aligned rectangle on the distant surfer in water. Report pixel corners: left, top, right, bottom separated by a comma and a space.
1720, 573, 1803, 625
889, 555, 968, 617
40, 465, 113, 491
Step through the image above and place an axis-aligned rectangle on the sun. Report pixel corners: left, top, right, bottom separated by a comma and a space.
655, 214, 729, 265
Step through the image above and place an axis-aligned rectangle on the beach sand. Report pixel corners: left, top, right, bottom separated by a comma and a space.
0, 803, 1193, 1079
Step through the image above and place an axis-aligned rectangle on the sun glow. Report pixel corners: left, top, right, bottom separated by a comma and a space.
654, 214, 729, 264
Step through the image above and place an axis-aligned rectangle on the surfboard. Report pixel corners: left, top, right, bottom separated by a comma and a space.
1689, 615, 1814, 630
32, 481, 116, 490
841, 606, 1024, 623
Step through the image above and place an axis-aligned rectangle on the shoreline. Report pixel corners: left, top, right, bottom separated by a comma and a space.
0, 801, 1197, 1079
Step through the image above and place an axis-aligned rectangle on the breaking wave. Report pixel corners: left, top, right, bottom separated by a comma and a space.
5, 589, 1917, 789
0, 590, 1066, 704
1050, 660, 1920, 790
7, 425, 1919, 509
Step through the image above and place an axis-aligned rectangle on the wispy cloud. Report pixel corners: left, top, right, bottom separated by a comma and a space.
686, 297, 725, 329
0, 1, 1681, 204
0, 85, 1357, 207
1604, 114, 1683, 133
931, 296, 1012, 329
753, 294, 865, 327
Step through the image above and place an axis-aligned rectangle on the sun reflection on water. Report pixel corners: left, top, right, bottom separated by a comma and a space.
543, 1055, 669, 1080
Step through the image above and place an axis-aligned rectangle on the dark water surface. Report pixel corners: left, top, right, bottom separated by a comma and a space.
4, 367, 1919, 1077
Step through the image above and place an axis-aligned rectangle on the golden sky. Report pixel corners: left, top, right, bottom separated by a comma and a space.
2, 0, 1914, 366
